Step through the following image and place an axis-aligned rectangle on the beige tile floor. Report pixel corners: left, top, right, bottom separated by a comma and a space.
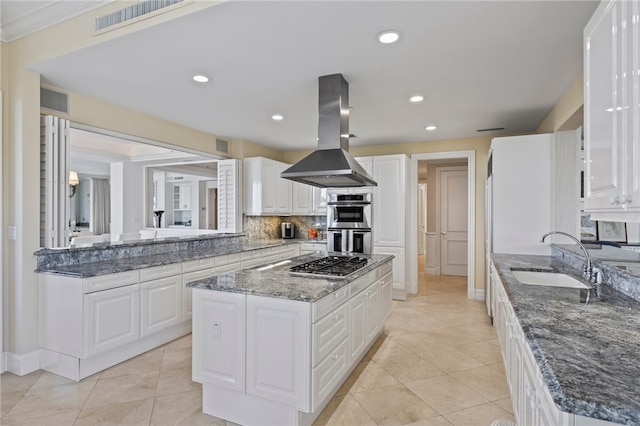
1, 258, 514, 426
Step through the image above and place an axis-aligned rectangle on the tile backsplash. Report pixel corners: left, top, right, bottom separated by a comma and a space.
243, 215, 327, 240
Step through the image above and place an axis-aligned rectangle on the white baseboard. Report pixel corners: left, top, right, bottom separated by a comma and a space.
6, 350, 40, 376
425, 267, 439, 275
1, 352, 6, 374
472, 289, 485, 301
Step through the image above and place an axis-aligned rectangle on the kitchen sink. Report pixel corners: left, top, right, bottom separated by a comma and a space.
511, 270, 589, 289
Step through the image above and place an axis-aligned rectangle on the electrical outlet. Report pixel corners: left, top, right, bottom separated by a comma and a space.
212, 321, 222, 340
8, 226, 16, 240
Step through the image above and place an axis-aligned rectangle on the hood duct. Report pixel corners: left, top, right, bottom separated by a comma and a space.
280, 74, 377, 188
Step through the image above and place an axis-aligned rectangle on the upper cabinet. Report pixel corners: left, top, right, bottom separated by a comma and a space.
244, 157, 325, 216
584, 0, 640, 221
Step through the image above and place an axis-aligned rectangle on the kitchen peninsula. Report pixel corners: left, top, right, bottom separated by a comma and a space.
187, 253, 393, 426
35, 234, 301, 381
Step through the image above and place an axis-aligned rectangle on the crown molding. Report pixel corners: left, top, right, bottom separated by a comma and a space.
1, 0, 115, 43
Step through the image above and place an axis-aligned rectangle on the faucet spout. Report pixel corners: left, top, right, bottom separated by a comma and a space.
540, 231, 592, 279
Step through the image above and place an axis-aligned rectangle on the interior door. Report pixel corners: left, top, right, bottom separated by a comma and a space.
208, 188, 218, 230
439, 168, 468, 276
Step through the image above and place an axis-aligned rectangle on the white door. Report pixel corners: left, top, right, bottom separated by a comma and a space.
439, 167, 468, 276
418, 183, 427, 255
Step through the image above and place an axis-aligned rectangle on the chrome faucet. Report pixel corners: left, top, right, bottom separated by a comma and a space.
540, 231, 593, 280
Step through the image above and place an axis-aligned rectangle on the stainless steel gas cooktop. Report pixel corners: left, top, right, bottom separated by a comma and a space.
289, 256, 369, 278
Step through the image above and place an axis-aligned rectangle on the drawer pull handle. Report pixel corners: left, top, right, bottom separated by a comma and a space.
333, 354, 339, 361
333, 314, 339, 321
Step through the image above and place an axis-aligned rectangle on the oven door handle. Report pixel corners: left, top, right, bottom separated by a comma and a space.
341, 230, 348, 253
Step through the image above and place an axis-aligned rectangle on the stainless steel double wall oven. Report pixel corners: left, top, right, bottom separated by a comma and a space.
327, 192, 372, 254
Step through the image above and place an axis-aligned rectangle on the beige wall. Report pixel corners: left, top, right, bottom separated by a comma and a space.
537, 74, 584, 133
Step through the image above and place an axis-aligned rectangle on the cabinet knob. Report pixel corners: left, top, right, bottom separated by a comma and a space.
333, 354, 339, 361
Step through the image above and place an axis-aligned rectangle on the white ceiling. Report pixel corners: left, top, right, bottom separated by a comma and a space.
8, 1, 599, 152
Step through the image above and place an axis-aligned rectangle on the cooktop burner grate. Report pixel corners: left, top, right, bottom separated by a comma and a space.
289, 256, 369, 277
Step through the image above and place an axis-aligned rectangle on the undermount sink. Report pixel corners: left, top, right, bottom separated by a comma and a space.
511, 270, 590, 289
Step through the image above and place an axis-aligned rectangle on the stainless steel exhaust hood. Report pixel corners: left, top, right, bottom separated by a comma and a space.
280, 74, 377, 188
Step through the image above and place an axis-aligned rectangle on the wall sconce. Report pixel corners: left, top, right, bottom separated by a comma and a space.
69, 170, 79, 198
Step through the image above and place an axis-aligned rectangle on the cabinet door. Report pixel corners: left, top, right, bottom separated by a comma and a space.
378, 272, 393, 324
584, 0, 632, 211
192, 289, 246, 392
140, 276, 183, 337
84, 285, 140, 357
365, 283, 380, 342
349, 290, 367, 363
292, 181, 313, 214
373, 246, 405, 300
276, 162, 293, 213
182, 268, 216, 321
312, 187, 328, 215
584, 0, 624, 207
373, 155, 407, 246
246, 295, 310, 411
262, 160, 278, 213
355, 156, 373, 176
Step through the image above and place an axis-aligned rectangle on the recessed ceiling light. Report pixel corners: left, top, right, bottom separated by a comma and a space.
410, 95, 424, 103
193, 75, 209, 83
425, 125, 438, 131
377, 30, 401, 44
272, 114, 284, 121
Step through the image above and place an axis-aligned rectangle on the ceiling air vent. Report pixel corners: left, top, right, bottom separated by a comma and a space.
41, 87, 69, 113
477, 127, 506, 133
216, 138, 229, 154
94, 0, 189, 33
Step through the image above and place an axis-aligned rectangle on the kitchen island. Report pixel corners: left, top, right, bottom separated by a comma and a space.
491, 253, 640, 425
187, 253, 393, 426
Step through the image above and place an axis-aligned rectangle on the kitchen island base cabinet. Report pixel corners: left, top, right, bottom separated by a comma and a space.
192, 260, 393, 426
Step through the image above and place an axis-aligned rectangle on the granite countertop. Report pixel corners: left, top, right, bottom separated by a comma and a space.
187, 253, 393, 303
37, 239, 299, 278
492, 253, 640, 425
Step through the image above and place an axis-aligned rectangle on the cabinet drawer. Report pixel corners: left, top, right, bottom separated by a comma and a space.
312, 338, 349, 411
83, 270, 139, 293
312, 302, 349, 366
139, 263, 181, 282
241, 249, 264, 261
350, 270, 377, 296
214, 252, 241, 267
182, 257, 215, 273
312, 286, 349, 322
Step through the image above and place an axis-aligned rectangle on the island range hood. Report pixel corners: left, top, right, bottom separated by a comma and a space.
280, 74, 377, 188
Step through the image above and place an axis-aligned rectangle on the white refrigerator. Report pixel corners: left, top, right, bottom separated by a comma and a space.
487, 134, 554, 256
485, 133, 554, 320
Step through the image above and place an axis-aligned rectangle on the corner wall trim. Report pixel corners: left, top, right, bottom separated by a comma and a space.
6, 350, 40, 376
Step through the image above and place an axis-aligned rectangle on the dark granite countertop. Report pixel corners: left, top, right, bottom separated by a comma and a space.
492, 253, 640, 425
187, 253, 393, 303
37, 239, 299, 278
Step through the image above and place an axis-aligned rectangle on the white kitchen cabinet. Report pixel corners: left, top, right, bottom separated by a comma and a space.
362, 154, 410, 300
140, 275, 183, 337
182, 267, 216, 321
84, 284, 140, 357
173, 183, 192, 210
312, 187, 328, 215
292, 181, 313, 214
373, 155, 408, 246
491, 259, 580, 426
378, 271, 393, 324
355, 156, 373, 176
192, 258, 392, 425
246, 295, 311, 411
373, 245, 406, 300
244, 157, 294, 215
192, 289, 246, 392
584, 0, 640, 220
